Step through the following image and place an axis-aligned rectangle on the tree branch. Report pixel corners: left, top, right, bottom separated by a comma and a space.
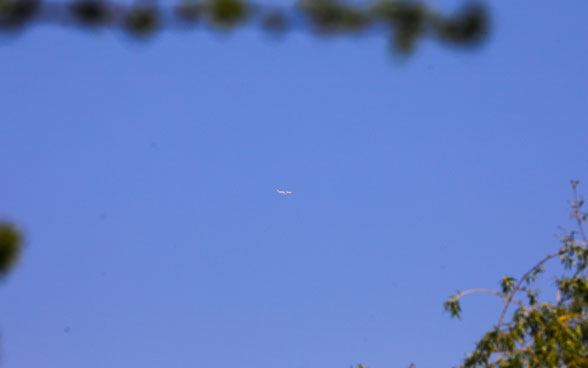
455, 288, 528, 311
571, 180, 588, 244
496, 252, 561, 329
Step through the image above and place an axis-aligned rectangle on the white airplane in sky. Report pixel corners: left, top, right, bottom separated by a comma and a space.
276, 189, 293, 195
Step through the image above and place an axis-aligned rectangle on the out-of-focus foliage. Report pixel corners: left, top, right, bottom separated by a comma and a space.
0, 0, 489, 54
204, 0, 248, 27
445, 180, 588, 368
0, 223, 22, 278
124, 6, 159, 36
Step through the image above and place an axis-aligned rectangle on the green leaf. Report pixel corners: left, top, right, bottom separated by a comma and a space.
205, 0, 248, 28
526, 290, 538, 306
501, 276, 516, 294
444, 295, 462, 319
124, 6, 159, 36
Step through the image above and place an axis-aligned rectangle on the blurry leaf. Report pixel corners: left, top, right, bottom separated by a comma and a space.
371, 0, 425, 31
70, 0, 110, 25
205, 0, 248, 28
561, 254, 574, 269
444, 295, 462, 319
299, 0, 369, 34
500, 276, 516, 294
526, 289, 538, 306
434, 3, 488, 45
0, 223, 22, 277
0, 0, 39, 30
372, 1, 426, 53
124, 6, 158, 36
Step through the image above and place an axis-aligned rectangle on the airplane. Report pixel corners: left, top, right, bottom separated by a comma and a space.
276, 189, 293, 195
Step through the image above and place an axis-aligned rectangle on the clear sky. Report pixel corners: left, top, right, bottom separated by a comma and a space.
1, 1, 588, 367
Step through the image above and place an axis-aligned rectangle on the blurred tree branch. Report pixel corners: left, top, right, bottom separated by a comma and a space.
0, 0, 489, 53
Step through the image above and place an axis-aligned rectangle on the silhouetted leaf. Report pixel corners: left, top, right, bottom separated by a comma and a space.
70, 0, 110, 25
0, 223, 22, 277
205, 0, 248, 28
0, 0, 39, 30
125, 6, 158, 36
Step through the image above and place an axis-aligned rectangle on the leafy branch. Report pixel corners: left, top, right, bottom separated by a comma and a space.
444, 180, 588, 368
0, 0, 489, 53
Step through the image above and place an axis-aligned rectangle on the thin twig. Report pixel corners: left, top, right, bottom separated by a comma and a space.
455, 288, 527, 311
556, 181, 588, 306
571, 182, 588, 244
496, 252, 561, 330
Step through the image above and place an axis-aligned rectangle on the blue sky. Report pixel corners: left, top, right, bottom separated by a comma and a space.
1, 1, 588, 367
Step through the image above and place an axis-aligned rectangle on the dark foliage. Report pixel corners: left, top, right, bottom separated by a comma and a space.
0, 0, 489, 54
0, 223, 22, 277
